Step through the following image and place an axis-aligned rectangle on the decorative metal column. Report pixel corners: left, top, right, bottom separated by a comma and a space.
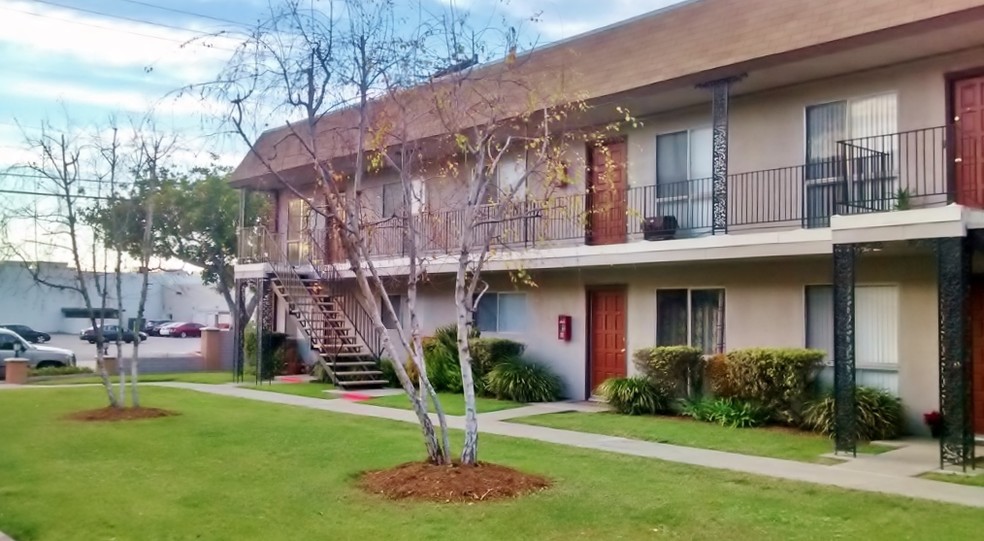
255, 278, 265, 386
936, 237, 975, 470
232, 278, 247, 383
698, 75, 744, 235
832, 243, 858, 456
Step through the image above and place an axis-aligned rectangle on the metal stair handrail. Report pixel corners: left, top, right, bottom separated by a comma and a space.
305, 225, 385, 360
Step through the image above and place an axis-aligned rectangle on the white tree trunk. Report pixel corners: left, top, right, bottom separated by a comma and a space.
454, 255, 480, 465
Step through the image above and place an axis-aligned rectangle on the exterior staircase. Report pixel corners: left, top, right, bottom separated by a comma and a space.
264, 230, 387, 389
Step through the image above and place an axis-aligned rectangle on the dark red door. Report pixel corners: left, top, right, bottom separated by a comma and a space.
589, 288, 627, 393
954, 75, 984, 208
588, 142, 628, 245
971, 279, 984, 435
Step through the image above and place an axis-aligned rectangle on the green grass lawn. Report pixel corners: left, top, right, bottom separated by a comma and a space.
2, 387, 981, 541
508, 411, 893, 463
30, 371, 234, 385
921, 472, 984, 488
365, 391, 524, 415
241, 382, 336, 399
921, 458, 984, 487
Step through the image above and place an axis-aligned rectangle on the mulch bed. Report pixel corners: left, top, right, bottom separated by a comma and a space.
65, 407, 178, 422
359, 461, 551, 503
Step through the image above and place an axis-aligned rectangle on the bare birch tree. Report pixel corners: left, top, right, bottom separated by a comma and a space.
2, 121, 128, 407
199, 0, 459, 464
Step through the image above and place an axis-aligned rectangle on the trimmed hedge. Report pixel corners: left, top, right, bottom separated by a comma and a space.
28, 366, 93, 377
718, 348, 825, 424
633, 346, 704, 400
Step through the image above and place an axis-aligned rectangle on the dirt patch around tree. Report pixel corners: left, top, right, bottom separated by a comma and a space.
359, 461, 551, 503
65, 407, 178, 422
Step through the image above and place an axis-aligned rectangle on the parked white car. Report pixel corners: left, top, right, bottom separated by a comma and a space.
0, 328, 76, 378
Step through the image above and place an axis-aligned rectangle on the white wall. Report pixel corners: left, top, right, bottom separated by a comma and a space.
0, 262, 229, 333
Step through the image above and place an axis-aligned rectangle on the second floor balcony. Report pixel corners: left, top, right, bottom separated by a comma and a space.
240, 125, 975, 265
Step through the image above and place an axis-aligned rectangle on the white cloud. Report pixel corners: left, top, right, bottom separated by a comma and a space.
0, 0, 242, 84
2, 80, 230, 119
497, 0, 686, 41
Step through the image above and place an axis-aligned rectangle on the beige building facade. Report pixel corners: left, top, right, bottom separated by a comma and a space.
233, 0, 984, 462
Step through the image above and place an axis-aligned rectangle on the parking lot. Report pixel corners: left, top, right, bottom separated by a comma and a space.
46, 333, 201, 361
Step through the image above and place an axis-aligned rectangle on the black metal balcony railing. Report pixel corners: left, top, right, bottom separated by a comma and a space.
238, 125, 958, 263
836, 125, 950, 215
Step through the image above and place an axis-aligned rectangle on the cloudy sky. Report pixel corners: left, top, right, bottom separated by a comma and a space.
0, 0, 682, 167
0, 0, 683, 267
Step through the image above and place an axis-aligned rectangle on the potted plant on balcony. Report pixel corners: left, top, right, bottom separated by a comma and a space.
923, 410, 943, 438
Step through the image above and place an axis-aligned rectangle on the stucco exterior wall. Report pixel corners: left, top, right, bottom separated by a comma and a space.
379, 254, 937, 432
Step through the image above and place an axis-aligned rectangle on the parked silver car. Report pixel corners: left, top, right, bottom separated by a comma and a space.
0, 328, 76, 378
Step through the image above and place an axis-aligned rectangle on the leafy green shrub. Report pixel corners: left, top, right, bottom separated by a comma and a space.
28, 366, 94, 377
484, 357, 562, 403
633, 346, 704, 400
243, 323, 257, 368
597, 377, 668, 415
704, 354, 733, 396
423, 324, 464, 392
681, 397, 770, 428
719, 348, 825, 424
803, 386, 905, 441
469, 337, 525, 379
244, 329, 287, 380
379, 358, 400, 388
421, 324, 526, 394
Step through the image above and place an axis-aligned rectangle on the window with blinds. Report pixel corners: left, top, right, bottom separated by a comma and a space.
805, 284, 899, 394
805, 93, 897, 180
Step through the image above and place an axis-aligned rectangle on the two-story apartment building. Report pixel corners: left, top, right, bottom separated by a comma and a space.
232, 0, 984, 466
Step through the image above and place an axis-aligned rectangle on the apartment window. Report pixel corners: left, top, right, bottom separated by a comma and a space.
382, 294, 403, 330
410, 179, 425, 215
805, 93, 897, 180
476, 292, 527, 333
656, 288, 725, 354
495, 154, 527, 201
655, 128, 712, 193
805, 284, 899, 394
382, 183, 403, 218
286, 198, 311, 263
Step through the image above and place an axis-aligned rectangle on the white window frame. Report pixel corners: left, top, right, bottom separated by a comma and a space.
654, 287, 726, 354
476, 292, 528, 334
654, 127, 712, 186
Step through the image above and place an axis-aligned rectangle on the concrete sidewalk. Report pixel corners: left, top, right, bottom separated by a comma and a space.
146, 382, 984, 508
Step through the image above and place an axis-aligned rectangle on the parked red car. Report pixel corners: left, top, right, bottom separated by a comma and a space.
160, 322, 205, 338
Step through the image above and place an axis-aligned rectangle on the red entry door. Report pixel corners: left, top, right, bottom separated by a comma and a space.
589, 288, 627, 393
971, 279, 984, 435
588, 142, 628, 245
954, 75, 984, 208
